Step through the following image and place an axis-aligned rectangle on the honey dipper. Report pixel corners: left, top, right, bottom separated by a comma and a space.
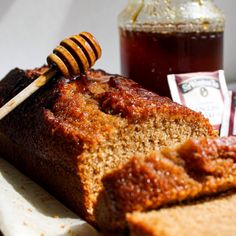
0, 32, 102, 120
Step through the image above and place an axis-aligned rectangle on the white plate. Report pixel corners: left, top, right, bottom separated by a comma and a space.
0, 158, 99, 236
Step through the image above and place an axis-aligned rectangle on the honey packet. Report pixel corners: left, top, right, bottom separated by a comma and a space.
168, 70, 228, 132
220, 91, 236, 136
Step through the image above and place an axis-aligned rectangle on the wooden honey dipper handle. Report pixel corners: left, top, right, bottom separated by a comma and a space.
0, 32, 101, 120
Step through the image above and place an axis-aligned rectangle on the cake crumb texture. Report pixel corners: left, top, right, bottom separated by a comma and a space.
127, 191, 236, 236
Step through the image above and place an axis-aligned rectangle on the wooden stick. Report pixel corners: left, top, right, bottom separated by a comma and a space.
0, 68, 57, 120
0, 32, 101, 120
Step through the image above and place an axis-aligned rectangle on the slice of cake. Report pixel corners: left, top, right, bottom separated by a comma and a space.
127, 191, 236, 236
95, 136, 236, 232
0, 67, 215, 225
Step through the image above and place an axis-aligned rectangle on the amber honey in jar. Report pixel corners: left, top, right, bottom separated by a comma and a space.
118, 0, 225, 97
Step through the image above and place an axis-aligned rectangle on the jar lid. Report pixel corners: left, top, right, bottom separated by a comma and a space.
118, 0, 225, 33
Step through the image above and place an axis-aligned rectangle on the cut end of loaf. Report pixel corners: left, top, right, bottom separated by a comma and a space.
95, 136, 236, 232
62, 70, 216, 222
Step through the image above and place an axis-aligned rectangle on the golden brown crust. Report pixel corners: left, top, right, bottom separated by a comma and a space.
177, 137, 236, 175
95, 136, 236, 232
0, 67, 215, 159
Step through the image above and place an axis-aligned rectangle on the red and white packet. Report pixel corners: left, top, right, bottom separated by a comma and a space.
220, 91, 236, 136
168, 70, 228, 133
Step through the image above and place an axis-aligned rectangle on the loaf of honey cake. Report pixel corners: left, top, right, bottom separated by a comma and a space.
0, 67, 215, 226
95, 136, 236, 232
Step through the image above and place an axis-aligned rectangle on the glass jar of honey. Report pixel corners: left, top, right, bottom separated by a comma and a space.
118, 0, 225, 97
